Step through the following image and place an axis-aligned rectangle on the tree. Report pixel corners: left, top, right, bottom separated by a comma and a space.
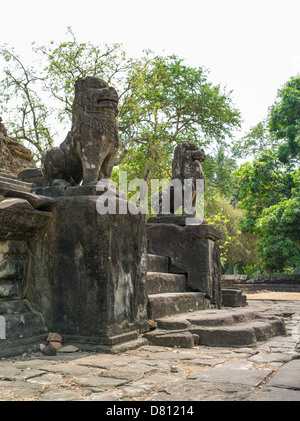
205, 195, 260, 272
255, 194, 300, 272
0, 47, 54, 159
269, 75, 300, 165
232, 120, 277, 160
116, 54, 241, 182
233, 150, 295, 232
202, 145, 238, 198
1, 28, 241, 172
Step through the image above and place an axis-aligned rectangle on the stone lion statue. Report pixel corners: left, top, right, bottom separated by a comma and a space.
158, 142, 205, 215
41, 76, 120, 186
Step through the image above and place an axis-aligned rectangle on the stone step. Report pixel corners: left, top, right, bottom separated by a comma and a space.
189, 318, 286, 347
184, 309, 263, 327
154, 309, 263, 331
147, 292, 209, 319
144, 329, 196, 348
144, 308, 287, 348
147, 254, 169, 273
0, 176, 33, 193
146, 272, 186, 295
0, 169, 18, 179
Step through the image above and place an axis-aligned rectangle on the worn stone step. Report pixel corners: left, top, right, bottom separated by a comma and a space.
0, 176, 33, 192
148, 292, 209, 319
144, 329, 196, 348
145, 316, 286, 348
189, 317, 286, 347
183, 309, 263, 327
146, 272, 186, 294
0, 169, 18, 179
155, 309, 263, 330
155, 308, 274, 328
147, 254, 169, 273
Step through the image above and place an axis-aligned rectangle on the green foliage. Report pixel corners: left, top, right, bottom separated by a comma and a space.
34, 27, 128, 123
269, 75, 300, 165
205, 195, 260, 270
0, 47, 54, 159
233, 149, 295, 231
232, 120, 277, 159
202, 145, 238, 198
233, 75, 300, 272
254, 196, 300, 272
0, 27, 241, 172
117, 54, 241, 182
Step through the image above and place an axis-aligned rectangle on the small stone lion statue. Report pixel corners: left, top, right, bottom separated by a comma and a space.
41, 76, 120, 186
158, 142, 205, 215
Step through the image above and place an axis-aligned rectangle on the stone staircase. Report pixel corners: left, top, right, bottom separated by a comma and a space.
0, 169, 33, 194
146, 254, 209, 321
144, 254, 287, 348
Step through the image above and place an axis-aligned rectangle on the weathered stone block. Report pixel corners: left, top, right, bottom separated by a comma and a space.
26, 195, 149, 347
0, 198, 52, 241
222, 289, 247, 307
0, 299, 48, 358
0, 240, 30, 300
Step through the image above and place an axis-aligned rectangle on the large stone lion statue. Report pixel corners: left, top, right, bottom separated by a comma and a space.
41, 76, 120, 186
158, 142, 205, 215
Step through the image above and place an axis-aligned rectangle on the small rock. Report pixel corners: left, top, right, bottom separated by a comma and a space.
148, 320, 157, 329
41, 344, 58, 356
39, 344, 46, 351
49, 341, 62, 350
47, 332, 63, 344
57, 345, 79, 353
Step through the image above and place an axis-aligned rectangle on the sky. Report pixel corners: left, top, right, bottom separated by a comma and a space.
0, 0, 300, 145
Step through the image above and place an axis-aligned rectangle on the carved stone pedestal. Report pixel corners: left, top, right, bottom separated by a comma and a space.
26, 194, 149, 350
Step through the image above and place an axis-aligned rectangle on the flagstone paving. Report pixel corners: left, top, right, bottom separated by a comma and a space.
0, 300, 299, 401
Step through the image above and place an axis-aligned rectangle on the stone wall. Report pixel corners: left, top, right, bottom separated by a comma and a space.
0, 118, 36, 174
221, 274, 300, 292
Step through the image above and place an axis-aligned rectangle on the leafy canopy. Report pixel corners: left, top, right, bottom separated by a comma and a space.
0, 27, 241, 175
269, 75, 300, 165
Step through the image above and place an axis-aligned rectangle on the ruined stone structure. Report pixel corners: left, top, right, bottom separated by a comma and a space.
0, 169, 54, 356
0, 77, 148, 357
147, 142, 222, 308
41, 77, 120, 186
222, 273, 300, 293
0, 118, 36, 175
0, 77, 288, 357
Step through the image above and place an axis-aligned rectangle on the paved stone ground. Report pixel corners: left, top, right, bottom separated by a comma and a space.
0, 299, 300, 402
